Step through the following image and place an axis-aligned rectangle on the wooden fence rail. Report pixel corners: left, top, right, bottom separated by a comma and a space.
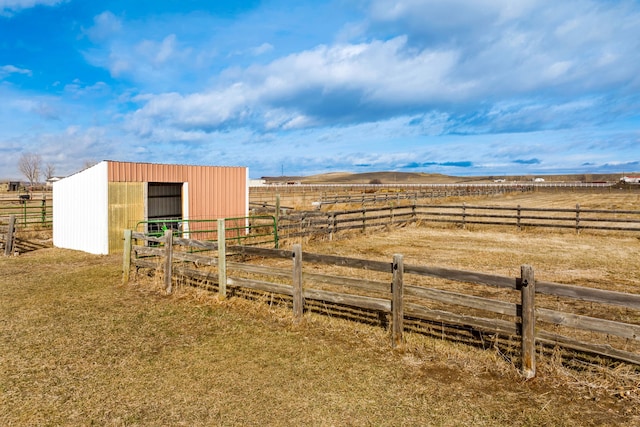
278, 203, 640, 238
0, 215, 51, 256
124, 230, 640, 377
315, 185, 533, 206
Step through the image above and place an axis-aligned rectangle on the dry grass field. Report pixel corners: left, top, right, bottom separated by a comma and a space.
2, 189, 640, 426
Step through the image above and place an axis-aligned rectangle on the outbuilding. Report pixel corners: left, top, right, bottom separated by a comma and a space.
53, 160, 248, 254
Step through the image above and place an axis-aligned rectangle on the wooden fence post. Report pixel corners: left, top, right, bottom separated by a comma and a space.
164, 229, 173, 294
292, 244, 303, 322
122, 229, 132, 285
218, 219, 227, 299
41, 197, 46, 225
462, 203, 466, 229
520, 264, 536, 379
575, 203, 581, 234
4, 215, 16, 256
391, 254, 404, 348
362, 207, 366, 232
516, 205, 521, 231
332, 213, 337, 241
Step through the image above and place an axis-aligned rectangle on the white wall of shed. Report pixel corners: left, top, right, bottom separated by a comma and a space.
53, 161, 109, 254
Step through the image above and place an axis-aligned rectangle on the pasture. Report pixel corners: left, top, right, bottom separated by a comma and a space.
2, 188, 640, 425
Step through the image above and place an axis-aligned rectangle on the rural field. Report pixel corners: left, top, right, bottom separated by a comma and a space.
2, 188, 640, 425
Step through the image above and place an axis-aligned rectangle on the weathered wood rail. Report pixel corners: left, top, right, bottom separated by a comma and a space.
277, 203, 640, 238
314, 185, 532, 206
0, 213, 51, 255
124, 229, 640, 377
249, 182, 631, 210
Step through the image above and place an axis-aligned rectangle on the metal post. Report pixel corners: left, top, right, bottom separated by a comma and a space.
164, 229, 173, 294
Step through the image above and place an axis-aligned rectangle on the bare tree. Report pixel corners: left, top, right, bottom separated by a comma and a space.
45, 163, 56, 181
18, 152, 42, 188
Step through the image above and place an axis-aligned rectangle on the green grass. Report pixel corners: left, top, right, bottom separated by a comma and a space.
1, 248, 638, 426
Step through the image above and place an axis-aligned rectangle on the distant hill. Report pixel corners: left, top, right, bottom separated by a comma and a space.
261, 171, 630, 185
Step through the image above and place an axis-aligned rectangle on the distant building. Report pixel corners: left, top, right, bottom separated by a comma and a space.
46, 177, 63, 187
533, 178, 545, 182
621, 176, 640, 184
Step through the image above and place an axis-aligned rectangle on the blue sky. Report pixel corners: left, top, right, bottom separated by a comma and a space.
1, 0, 639, 180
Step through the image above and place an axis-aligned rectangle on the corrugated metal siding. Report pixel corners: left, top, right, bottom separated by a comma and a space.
107, 161, 248, 228
108, 182, 145, 253
53, 161, 109, 254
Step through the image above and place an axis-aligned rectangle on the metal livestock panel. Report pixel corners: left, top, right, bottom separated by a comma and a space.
53, 161, 110, 254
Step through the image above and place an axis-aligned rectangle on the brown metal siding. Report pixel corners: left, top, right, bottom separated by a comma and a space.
107, 161, 247, 239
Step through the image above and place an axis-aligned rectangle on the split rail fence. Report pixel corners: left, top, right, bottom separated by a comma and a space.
0, 214, 50, 255
315, 186, 532, 206
124, 227, 640, 378
278, 203, 640, 239
250, 184, 534, 211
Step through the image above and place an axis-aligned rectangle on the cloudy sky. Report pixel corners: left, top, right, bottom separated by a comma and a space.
1, 0, 639, 180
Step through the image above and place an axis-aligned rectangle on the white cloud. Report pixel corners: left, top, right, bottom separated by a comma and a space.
0, 65, 32, 78
250, 43, 274, 56
0, 0, 64, 15
0, 125, 115, 178
364, 0, 640, 94
63, 80, 109, 97
122, 0, 640, 140
137, 34, 180, 66
4, 0, 633, 179
127, 36, 467, 135
84, 11, 122, 42
128, 83, 255, 137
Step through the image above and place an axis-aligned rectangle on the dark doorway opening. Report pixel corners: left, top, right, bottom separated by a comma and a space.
147, 182, 183, 235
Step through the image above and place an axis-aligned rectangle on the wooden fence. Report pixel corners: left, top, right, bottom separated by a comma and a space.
250, 184, 534, 211
278, 203, 640, 239
124, 228, 640, 377
314, 185, 533, 207
0, 213, 50, 255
